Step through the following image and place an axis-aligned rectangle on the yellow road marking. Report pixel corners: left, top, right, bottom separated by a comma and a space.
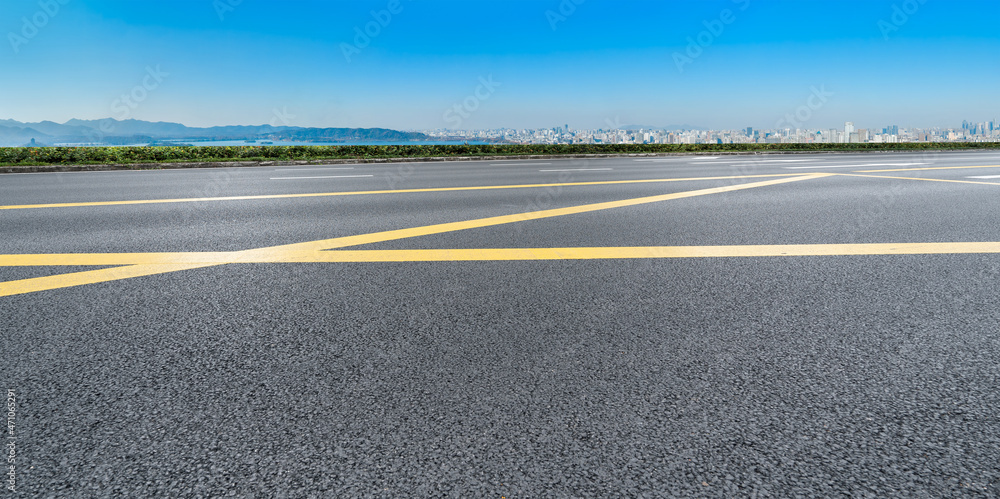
178, 243, 1000, 262
6, 242, 1000, 270
856, 164, 1000, 173
248, 174, 828, 254
0, 173, 800, 211
841, 173, 1000, 186
0, 174, 824, 296
0, 264, 215, 297
0, 252, 244, 266
274, 243, 1000, 261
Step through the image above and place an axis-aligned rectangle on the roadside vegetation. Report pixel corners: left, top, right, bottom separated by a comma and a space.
1, 142, 999, 167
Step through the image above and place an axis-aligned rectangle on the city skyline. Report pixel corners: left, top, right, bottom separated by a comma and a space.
2, 0, 999, 130
3, 115, 998, 149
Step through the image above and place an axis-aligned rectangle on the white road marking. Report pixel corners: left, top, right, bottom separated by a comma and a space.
784, 163, 928, 169
270, 175, 374, 180
273, 168, 355, 172
967, 175, 1000, 179
539, 168, 613, 172
727, 159, 818, 164
489, 162, 552, 166
634, 157, 719, 162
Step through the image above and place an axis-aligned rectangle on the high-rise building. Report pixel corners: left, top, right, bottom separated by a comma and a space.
745, 127, 753, 138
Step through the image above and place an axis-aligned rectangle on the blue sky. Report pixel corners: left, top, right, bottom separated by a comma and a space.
2, 0, 998, 130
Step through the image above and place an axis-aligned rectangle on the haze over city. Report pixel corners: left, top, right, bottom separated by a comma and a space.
3, 0, 998, 131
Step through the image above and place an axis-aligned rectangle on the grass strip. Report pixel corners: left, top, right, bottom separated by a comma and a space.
1, 142, 998, 167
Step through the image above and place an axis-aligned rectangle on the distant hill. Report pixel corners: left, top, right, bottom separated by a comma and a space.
0, 118, 432, 146
63, 118, 193, 137
0, 125, 52, 146
21, 120, 95, 137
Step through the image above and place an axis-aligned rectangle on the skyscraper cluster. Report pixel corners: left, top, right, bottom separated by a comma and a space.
426, 119, 1000, 145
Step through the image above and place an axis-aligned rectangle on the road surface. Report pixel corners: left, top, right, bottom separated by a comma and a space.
2, 151, 999, 496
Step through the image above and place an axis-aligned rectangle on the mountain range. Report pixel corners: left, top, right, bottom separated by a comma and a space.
0, 119, 431, 147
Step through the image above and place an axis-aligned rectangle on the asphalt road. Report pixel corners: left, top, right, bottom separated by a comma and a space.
2, 151, 999, 497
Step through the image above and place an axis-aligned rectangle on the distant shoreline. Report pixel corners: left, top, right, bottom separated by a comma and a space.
49, 139, 500, 148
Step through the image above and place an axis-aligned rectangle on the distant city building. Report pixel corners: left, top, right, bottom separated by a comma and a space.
422, 118, 1000, 146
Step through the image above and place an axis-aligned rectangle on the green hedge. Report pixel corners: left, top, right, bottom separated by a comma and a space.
1, 142, 998, 166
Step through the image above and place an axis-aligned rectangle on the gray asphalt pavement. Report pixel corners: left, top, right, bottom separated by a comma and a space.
2, 151, 999, 496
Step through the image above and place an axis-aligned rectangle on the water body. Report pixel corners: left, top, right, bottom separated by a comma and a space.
50, 139, 494, 147
165, 139, 493, 147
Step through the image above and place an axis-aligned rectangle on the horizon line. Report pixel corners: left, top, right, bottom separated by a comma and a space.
3, 116, 997, 133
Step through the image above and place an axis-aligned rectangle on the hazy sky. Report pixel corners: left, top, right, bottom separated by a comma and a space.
2, 0, 998, 130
